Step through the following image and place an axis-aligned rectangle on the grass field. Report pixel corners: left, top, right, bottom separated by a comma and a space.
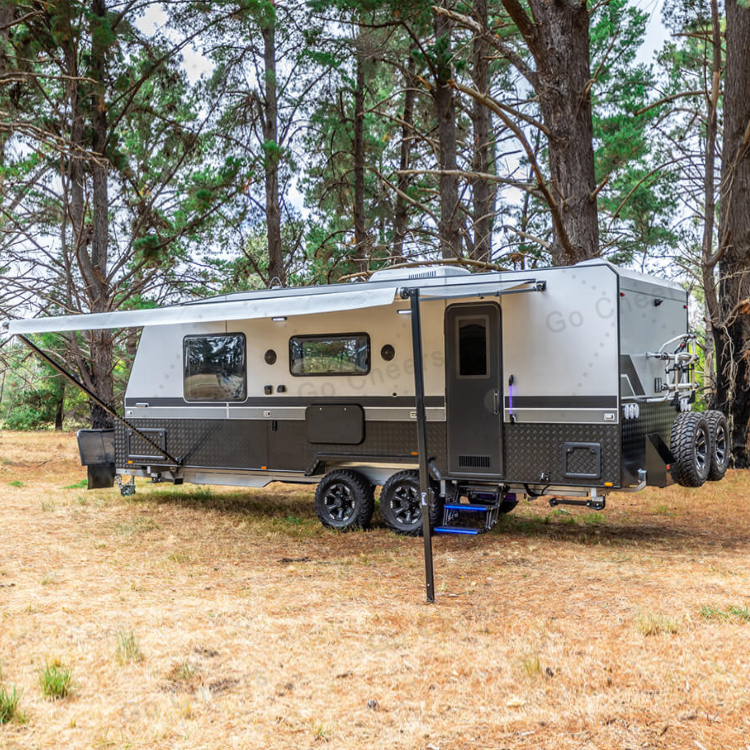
1, 431, 749, 749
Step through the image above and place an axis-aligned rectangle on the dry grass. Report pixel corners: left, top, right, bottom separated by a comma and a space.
115, 628, 143, 666
636, 612, 682, 637
1, 430, 750, 748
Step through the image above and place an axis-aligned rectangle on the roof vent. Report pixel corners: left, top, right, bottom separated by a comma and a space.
368, 265, 472, 282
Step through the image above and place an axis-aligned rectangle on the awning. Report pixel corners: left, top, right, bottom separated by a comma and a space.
413, 278, 544, 300
6, 286, 398, 334
5, 276, 545, 335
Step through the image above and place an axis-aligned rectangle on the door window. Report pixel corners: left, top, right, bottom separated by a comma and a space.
456, 315, 489, 378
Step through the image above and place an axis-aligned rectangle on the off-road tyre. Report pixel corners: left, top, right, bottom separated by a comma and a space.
705, 410, 730, 481
314, 470, 375, 531
670, 412, 711, 487
379, 470, 443, 536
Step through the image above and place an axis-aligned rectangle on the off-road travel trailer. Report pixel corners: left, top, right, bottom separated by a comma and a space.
7, 260, 729, 541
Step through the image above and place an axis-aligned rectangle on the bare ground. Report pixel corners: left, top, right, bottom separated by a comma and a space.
0, 431, 749, 749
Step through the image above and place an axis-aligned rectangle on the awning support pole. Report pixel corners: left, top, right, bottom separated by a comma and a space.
16, 334, 181, 467
406, 288, 435, 603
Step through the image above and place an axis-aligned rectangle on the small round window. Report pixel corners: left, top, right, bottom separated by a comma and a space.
381, 344, 395, 361
264, 349, 277, 365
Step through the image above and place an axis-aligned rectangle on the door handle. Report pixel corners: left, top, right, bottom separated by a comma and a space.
493, 389, 500, 415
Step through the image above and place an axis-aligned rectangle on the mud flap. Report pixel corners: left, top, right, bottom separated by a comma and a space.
87, 464, 116, 489
77, 429, 116, 489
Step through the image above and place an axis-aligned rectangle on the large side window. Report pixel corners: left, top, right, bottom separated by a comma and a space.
456, 315, 489, 378
290, 334, 370, 376
184, 333, 247, 402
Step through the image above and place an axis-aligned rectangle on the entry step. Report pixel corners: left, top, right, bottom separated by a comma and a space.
437, 487, 516, 535
434, 527, 482, 535
444, 503, 492, 512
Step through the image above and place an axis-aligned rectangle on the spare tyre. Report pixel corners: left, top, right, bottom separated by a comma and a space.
670, 412, 711, 487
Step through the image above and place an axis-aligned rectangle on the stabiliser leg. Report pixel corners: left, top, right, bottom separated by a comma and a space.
548, 497, 606, 511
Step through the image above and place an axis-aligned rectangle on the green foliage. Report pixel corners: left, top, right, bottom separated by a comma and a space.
0, 343, 64, 430
728, 606, 750, 621
700, 604, 727, 620
62, 480, 88, 490
591, 0, 679, 264
0, 684, 25, 725
700, 604, 750, 621
0, 2, 242, 429
0, 0, 731, 421
39, 661, 73, 700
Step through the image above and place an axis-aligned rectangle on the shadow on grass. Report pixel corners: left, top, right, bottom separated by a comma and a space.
131, 485, 322, 539
127, 484, 750, 553
144, 485, 316, 520
490, 505, 750, 552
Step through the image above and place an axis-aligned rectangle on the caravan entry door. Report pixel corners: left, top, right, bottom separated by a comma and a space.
445, 303, 503, 477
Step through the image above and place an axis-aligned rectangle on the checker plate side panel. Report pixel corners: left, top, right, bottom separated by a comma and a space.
115, 419, 448, 475
504, 423, 620, 486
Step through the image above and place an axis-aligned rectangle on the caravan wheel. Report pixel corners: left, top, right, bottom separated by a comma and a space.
314, 470, 374, 531
379, 471, 443, 536
670, 412, 711, 487
705, 410, 730, 481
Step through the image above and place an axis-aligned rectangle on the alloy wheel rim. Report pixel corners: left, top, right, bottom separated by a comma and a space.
391, 484, 420, 525
715, 424, 727, 466
323, 483, 355, 522
695, 426, 708, 473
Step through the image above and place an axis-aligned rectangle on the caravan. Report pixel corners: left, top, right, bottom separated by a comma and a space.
8, 260, 728, 540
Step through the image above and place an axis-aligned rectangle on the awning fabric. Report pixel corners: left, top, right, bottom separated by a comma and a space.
6, 277, 544, 335
7, 286, 397, 334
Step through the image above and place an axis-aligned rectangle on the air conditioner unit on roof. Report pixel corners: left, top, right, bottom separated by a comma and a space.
368, 265, 472, 282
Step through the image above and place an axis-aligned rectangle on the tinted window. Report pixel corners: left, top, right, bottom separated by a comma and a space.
457, 316, 488, 377
290, 334, 370, 376
184, 334, 246, 401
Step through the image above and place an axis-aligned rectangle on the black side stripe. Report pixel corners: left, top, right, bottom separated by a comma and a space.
503, 395, 618, 409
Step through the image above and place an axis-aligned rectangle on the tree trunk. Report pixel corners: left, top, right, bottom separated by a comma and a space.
532, 0, 597, 264
54, 383, 65, 431
393, 55, 416, 258
716, 0, 750, 467
353, 38, 368, 273
262, 14, 284, 287
0, 3, 15, 163
88, 0, 113, 429
499, 0, 598, 265
470, 0, 495, 262
432, 10, 462, 259
702, 0, 722, 404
